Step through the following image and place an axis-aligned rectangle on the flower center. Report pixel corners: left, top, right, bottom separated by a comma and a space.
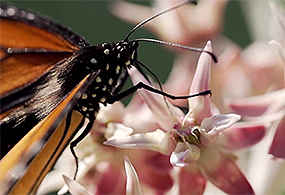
173, 120, 204, 149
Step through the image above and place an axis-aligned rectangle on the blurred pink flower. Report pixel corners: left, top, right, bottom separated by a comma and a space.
111, 0, 227, 46
105, 42, 266, 194
225, 0, 285, 160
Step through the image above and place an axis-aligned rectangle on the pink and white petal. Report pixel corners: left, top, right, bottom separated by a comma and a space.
200, 114, 241, 146
175, 0, 228, 44
178, 165, 206, 194
269, 114, 285, 159
218, 122, 267, 150
199, 147, 254, 194
225, 89, 285, 118
104, 130, 176, 155
62, 175, 94, 195
188, 41, 213, 123
128, 67, 182, 130
124, 156, 143, 195
170, 143, 200, 167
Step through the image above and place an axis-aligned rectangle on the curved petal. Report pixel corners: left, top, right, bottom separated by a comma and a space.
124, 156, 143, 195
218, 122, 267, 150
178, 166, 206, 194
201, 114, 241, 134
269, 114, 285, 159
170, 143, 200, 167
188, 41, 213, 123
199, 147, 254, 194
200, 114, 241, 146
104, 130, 176, 155
62, 175, 94, 195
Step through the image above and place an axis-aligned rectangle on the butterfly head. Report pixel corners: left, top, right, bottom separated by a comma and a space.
113, 40, 139, 69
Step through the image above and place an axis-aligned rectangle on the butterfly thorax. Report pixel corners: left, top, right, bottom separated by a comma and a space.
75, 41, 138, 118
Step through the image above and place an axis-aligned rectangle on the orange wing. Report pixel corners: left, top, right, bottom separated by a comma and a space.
0, 72, 99, 194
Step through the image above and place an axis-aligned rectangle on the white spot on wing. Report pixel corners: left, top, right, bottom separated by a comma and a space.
116, 66, 121, 74
90, 58, 97, 64
7, 7, 16, 16
108, 78, 113, 85
96, 77, 102, 83
82, 93, 88, 99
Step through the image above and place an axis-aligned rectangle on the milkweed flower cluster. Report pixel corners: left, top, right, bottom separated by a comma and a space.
39, 0, 285, 194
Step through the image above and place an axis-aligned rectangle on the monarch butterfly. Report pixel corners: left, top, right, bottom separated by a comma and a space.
0, 1, 216, 194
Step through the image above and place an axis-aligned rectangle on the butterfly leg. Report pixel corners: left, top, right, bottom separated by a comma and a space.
107, 81, 211, 103
69, 115, 95, 179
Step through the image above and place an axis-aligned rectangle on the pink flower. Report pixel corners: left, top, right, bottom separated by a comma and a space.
105, 42, 266, 194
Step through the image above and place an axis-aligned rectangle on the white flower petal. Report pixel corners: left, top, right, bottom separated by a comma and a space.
124, 156, 143, 195
200, 114, 241, 146
201, 114, 241, 134
62, 175, 94, 195
104, 130, 173, 154
170, 143, 200, 167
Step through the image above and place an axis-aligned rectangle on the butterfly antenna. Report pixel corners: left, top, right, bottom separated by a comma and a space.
124, 0, 197, 41
131, 38, 218, 63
